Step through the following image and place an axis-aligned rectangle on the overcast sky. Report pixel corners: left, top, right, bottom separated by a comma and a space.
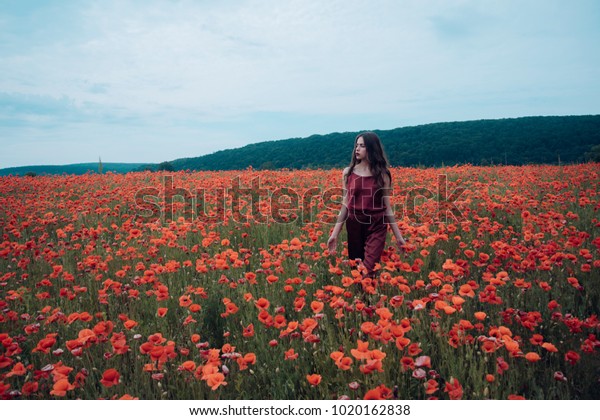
1, 0, 599, 168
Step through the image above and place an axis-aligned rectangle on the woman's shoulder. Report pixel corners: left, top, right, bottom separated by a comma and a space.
342, 167, 351, 176
382, 169, 392, 186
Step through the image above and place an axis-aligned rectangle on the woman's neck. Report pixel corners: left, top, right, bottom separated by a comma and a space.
354, 161, 372, 175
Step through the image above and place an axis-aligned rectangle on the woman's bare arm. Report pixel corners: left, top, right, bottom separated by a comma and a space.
327, 168, 350, 253
382, 173, 406, 251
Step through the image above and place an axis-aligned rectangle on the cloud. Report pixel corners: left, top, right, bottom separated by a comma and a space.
3, 1, 430, 116
0, 92, 75, 126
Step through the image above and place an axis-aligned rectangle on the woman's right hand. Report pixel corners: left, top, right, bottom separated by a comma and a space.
396, 237, 407, 253
327, 235, 337, 254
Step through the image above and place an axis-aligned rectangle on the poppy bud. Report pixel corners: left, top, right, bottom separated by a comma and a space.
554, 371, 567, 382
41, 364, 54, 372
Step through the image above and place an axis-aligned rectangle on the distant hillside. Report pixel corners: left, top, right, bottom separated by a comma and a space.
2, 115, 599, 176
0, 162, 147, 176
163, 115, 600, 171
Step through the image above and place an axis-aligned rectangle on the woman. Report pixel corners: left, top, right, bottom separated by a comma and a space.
327, 132, 406, 277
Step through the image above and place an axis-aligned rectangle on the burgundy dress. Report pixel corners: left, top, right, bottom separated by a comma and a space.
345, 172, 388, 273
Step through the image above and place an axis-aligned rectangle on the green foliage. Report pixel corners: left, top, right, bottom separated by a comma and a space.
137, 164, 157, 172
2, 115, 599, 177
168, 115, 600, 171
585, 144, 600, 162
157, 161, 175, 172
0, 163, 150, 177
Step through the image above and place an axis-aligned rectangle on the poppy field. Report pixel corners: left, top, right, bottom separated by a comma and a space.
0, 164, 599, 400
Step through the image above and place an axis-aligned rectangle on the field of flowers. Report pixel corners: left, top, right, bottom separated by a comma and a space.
0, 164, 599, 400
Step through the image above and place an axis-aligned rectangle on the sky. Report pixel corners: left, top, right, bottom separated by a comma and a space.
1, 0, 599, 169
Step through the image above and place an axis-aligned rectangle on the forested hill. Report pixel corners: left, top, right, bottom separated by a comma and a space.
2, 115, 599, 176
166, 115, 600, 171
0, 162, 146, 177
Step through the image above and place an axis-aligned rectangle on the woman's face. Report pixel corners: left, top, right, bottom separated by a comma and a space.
355, 137, 368, 162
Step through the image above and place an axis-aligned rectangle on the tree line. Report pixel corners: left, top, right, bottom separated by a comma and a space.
2, 115, 598, 176
156, 115, 600, 171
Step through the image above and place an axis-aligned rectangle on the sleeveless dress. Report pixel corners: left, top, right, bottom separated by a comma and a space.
345, 172, 388, 273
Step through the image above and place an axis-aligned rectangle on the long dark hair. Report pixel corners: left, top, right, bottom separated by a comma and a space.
347, 132, 391, 189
